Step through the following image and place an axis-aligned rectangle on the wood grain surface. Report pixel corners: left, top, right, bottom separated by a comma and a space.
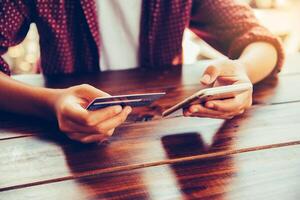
1, 101, 300, 191
2, 144, 300, 200
1, 54, 300, 199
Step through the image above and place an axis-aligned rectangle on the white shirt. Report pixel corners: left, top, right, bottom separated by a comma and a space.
96, 0, 142, 71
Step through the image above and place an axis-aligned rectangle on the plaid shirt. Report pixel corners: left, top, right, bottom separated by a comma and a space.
0, 0, 284, 75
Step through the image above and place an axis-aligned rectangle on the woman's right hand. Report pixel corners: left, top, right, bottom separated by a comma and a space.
52, 84, 132, 143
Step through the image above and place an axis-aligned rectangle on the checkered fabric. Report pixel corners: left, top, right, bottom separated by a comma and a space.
0, 0, 284, 75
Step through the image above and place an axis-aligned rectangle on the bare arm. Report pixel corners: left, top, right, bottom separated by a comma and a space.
0, 2, 131, 143
190, 0, 284, 74
185, 42, 278, 119
0, 72, 57, 117
0, 72, 131, 143
238, 42, 278, 84
185, 0, 283, 119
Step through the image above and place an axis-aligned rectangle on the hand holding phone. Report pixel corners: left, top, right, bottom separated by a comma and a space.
162, 83, 252, 117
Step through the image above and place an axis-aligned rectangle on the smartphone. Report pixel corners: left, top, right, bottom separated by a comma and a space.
162, 83, 252, 117
86, 92, 166, 111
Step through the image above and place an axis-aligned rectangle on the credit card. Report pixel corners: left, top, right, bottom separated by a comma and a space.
86, 92, 165, 111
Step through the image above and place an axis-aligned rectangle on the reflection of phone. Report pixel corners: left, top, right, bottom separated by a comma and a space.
162, 83, 252, 117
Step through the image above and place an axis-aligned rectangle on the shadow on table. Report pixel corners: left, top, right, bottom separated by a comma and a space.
0, 112, 59, 139
252, 74, 279, 105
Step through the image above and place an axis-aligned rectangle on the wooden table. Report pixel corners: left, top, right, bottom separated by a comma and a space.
1, 54, 300, 200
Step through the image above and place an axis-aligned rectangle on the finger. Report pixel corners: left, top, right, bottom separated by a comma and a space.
86, 105, 123, 126
236, 91, 252, 109
66, 104, 123, 126
96, 106, 132, 133
66, 132, 87, 142
60, 113, 120, 136
58, 117, 101, 134
201, 65, 220, 85
184, 109, 234, 120
204, 95, 246, 112
60, 100, 89, 125
215, 76, 240, 85
185, 104, 227, 117
106, 128, 115, 136
76, 84, 110, 100
184, 103, 244, 119
58, 117, 86, 133
238, 109, 245, 115
81, 134, 108, 143
60, 105, 126, 135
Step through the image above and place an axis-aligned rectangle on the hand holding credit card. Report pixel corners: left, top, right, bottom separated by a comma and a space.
86, 93, 166, 111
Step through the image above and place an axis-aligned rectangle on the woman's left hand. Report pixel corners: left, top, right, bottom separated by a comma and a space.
184, 59, 253, 119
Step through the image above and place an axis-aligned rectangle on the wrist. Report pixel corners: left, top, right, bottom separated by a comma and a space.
33, 87, 65, 120
233, 59, 252, 81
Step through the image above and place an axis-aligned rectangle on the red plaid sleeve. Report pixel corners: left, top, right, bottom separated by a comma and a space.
190, 0, 284, 73
0, 1, 31, 75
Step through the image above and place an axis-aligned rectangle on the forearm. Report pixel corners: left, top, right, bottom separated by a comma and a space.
237, 42, 278, 84
0, 72, 60, 119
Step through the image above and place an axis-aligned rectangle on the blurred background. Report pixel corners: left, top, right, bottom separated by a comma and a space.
3, 0, 300, 74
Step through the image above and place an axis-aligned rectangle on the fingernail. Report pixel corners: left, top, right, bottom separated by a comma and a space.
206, 102, 214, 109
82, 137, 91, 143
125, 106, 132, 114
98, 139, 109, 146
184, 112, 192, 116
201, 74, 210, 84
191, 106, 199, 113
114, 106, 122, 114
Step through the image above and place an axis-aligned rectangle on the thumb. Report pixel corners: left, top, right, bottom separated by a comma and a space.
76, 84, 110, 100
201, 65, 220, 85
